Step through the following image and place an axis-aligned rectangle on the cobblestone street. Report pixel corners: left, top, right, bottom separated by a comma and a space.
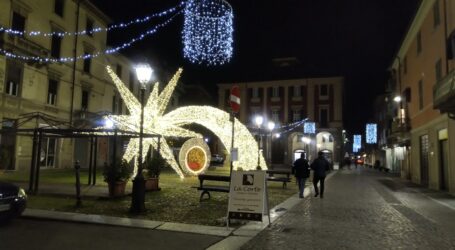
242, 167, 455, 250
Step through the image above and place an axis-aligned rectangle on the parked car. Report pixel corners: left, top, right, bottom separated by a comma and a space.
0, 182, 27, 222
211, 154, 224, 164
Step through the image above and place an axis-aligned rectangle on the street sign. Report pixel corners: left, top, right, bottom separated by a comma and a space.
230, 85, 240, 113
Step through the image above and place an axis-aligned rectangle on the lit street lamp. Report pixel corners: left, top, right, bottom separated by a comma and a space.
393, 95, 402, 103
130, 63, 153, 214
267, 121, 275, 167
255, 115, 263, 169
302, 136, 311, 160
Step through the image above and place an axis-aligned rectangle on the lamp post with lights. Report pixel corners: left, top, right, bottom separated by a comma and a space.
130, 63, 153, 214
255, 115, 263, 169
301, 136, 311, 160
267, 121, 275, 167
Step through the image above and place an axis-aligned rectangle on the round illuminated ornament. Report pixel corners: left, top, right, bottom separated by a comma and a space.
179, 138, 211, 175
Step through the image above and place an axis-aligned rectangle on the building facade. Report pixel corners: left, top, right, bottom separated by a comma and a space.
0, 0, 139, 171
218, 77, 344, 168
388, 0, 455, 194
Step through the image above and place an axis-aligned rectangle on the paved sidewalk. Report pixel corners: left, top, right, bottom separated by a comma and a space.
15, 182, 126, 198
241, 167, 455, 250
19, 176, 318, 249
14, 168, 455, 249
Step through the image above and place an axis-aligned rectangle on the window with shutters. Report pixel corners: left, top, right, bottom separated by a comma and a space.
433, 1, 440, 28
86, 18, 94, 37
292, 109, 301, 122
5, 60, 23, 96
418, 80, 424, 110
435, 59, 442, 82
12, 12, 26, 35
272, 86, 279, 98
272, 110, 280, 122
116, 64, 122, 78
293, 86, 301, 97
47, 79, 58, 105
54, 0, 64, 17
51, 32, 62, 58
83, 52, 91, 73
81, 90, 89, 110
417, 31, 422, 54
320, 108, 328, 127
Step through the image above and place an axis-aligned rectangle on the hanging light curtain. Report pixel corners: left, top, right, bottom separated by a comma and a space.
183, 0, 233, 65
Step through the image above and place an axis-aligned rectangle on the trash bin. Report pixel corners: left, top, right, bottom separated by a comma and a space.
333, 162, 339, 170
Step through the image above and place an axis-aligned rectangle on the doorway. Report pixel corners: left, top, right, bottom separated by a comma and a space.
293, 149, 305, 162
40, 137, 57, 168
420, 135, 429, 187
0, 119, 16, 170
439, 139, 449, 190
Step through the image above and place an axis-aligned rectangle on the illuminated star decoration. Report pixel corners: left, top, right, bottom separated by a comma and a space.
183, 0, 234, 65
105, 66, 201, 178
105, 66, 267, 178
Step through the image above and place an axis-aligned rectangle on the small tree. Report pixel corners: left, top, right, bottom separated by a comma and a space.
145, 153, 166, 178
103, 159, 132, 183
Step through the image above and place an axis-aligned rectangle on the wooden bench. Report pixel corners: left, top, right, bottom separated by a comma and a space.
266, 170, 292, 188
193, 174, 230, 201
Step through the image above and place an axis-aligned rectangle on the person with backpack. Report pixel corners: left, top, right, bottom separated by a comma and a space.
310, 151, 331, 198
292, 152, 310, 198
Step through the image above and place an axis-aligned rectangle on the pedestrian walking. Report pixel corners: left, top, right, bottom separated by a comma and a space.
292, 152, 310, 198
310, 151, 331, 198
343, 157, 351, 170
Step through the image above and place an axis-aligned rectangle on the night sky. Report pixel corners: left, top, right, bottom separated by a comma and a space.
92, 0, 421, 135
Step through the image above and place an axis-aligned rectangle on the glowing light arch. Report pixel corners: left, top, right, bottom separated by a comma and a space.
164, 106, 267, 171
104, 66, 267, 178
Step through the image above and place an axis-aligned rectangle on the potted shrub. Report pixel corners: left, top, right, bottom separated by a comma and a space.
144, 154, 165, 191
103, 159, 132, 197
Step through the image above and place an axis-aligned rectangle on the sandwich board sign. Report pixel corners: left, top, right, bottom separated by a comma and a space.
227, 170, 270, 223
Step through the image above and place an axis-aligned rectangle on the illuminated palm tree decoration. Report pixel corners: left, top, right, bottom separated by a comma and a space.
105, 66, 266, 178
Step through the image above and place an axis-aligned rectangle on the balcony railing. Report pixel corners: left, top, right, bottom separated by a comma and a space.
433, 69, 455, 114
387, 118, 410, 145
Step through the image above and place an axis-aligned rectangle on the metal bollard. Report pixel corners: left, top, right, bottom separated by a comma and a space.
75, 160, 82, 207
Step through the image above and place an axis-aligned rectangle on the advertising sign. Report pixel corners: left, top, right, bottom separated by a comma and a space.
228, 170, 266, 221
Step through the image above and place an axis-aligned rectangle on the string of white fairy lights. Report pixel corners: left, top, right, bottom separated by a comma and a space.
248, 118, 309, 136
0, 2, 184, 37
0, 0, 235, 66
0, 11, 182, 63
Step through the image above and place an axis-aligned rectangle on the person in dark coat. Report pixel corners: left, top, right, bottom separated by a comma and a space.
344, 157, 351, 170
292, 152, 310, 198
310, 151, 331, 198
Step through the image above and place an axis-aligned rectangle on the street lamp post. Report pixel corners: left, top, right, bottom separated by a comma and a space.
302, 136, 311, 159
130, 63, 153, 214
267, 121, 275, 167
255, 115, 263, 169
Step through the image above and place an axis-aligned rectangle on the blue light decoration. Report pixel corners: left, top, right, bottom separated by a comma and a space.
353, 135, 361, 153
0, 2, 183, 37
183, 0, 234, 65
366, 123, 377, 144
0, 12, 180, 63
304, 122, 316, 134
